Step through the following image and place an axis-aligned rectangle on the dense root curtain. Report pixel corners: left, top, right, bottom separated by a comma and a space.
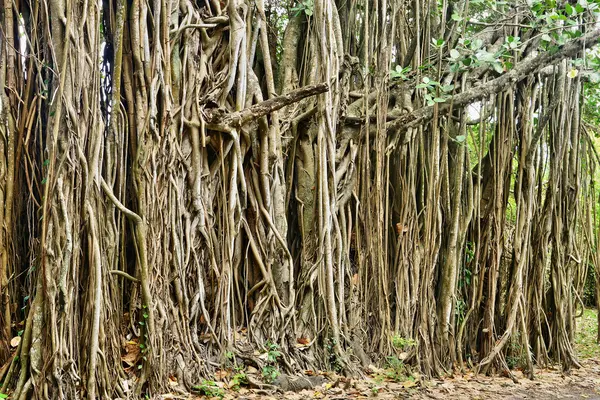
0, 0, 599, 398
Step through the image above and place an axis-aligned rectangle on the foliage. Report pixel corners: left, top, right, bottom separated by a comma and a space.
390, 65, 412, 81
260, 341, 280, 383
230, 368, 248, 391
382, 356, 412, 382
575, 308, 600, 359
192, 380, 225, 399
261, 365, 279, 383
291, 0, 314, 16
416, 77, 454, 106
584, 263, 597, 307
326, 338, 343, 372
391, 334, 416, 351
506, 332, 527, 369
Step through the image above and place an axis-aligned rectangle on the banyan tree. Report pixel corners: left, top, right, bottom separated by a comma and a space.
1, 0, 600, 397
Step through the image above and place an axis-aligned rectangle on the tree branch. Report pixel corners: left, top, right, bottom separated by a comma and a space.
207, 83, 329, 129
387, 28, 600, 147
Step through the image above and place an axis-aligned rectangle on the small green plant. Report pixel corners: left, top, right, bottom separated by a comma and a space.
230, 367, 248, 391
260, 341, 280, 383
265, 341, 280, 362
225, 350, 234, 360
326, 338, 343, 372
416, 77, 454, 106
0, 393, 9, 399
291, 0, 314, 16
431, 37, 445, 49
261, 365, 279, 383
137, 305, 149, 370
390, 65, 412, 81
383, 356, 409, 382
506, 332, 526, 369
391, 334, 416, 351
193, 379, 225, 399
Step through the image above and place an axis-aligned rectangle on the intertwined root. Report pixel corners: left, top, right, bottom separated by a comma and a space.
0, 0, 597, 398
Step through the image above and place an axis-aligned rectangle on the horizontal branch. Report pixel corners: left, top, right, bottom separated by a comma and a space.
387, 28, 600, 147
208, 83, 329, 129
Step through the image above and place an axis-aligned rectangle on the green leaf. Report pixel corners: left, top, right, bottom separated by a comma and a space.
565, 3, 573, 15
455, 135, 467, 143
541, 33, 552, 42
432, 38, 445, 47
441, 84, 454, 93
0, 393, 8, 399
422, 77, 430, 84
450, 49, 460, 60
415, 83, 428, 89
451, 13, 463, 21
476, 51, 497, 63
471, 39, 483, 50
433, 97, 446, 103
492, 62, 504, 74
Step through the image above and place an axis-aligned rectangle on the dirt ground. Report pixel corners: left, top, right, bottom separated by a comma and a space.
157, 359, 600, 400
157, 309, 600, 399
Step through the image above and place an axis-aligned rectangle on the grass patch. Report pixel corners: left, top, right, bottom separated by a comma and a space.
576, 308, 600, 359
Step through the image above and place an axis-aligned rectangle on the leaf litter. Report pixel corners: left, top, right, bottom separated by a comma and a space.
154, 358, 600, 400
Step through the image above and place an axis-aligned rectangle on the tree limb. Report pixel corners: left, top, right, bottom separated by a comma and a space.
387, 28, 600, 148
207, 83, 329, 129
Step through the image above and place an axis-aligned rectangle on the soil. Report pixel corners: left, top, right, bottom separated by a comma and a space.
157, 358, 600, 399
156, 310, 600, 400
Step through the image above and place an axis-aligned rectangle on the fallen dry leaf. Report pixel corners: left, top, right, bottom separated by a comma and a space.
10, 336, 21, 348
297, 337, 310, 345
121, 339, 141, 367
215, 369, 229, 380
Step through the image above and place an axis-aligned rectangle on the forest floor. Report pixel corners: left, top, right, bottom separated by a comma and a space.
160, 309, 600, 399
